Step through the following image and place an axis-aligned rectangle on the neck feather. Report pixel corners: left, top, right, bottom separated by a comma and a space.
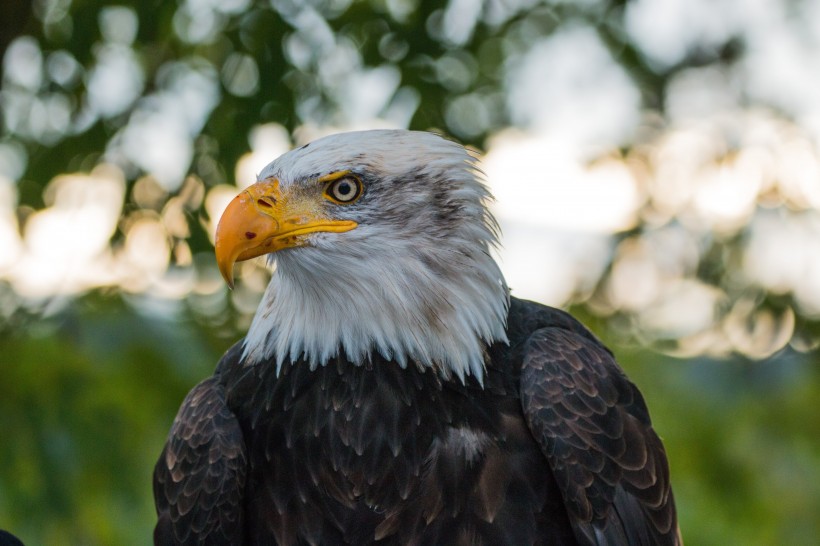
242, 235, 509, 384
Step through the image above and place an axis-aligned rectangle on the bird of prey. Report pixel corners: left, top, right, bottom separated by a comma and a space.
153, 130, 680, 545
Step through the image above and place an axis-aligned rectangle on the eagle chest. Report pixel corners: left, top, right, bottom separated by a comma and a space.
229, 358, 554, 544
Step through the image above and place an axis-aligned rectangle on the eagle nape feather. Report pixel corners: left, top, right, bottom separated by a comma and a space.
153, 129, 680, 545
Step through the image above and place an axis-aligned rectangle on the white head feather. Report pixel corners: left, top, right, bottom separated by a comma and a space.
242, 130, 509, 383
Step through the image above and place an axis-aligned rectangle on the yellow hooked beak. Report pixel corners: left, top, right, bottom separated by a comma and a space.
215, 178, 357, 288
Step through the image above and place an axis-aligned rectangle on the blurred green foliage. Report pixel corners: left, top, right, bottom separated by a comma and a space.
1, 0, 819, 545
0, 295, 232, 544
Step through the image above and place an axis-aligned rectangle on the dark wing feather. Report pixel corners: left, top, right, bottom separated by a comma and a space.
520, 327, 680, 546
153, 377, 247, 546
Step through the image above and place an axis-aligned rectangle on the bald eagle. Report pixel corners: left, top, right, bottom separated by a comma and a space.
153, 130, 680, 545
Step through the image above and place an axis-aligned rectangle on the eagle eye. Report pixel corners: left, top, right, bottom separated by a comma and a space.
324, 176, 362, 204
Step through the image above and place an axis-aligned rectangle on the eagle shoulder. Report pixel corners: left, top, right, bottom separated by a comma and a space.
153, 364, 247, 545
518, 319, 680, 546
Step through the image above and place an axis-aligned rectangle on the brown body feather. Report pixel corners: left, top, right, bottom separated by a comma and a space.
154, 297, 679, 545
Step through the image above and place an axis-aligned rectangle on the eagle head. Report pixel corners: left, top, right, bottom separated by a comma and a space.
215, 130, 509, 383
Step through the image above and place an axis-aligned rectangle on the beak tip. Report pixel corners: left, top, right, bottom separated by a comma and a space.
215, 249, 236, 290
217, 260, 236, 290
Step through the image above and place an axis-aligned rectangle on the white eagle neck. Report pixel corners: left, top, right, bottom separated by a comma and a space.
241, 232, 509, 384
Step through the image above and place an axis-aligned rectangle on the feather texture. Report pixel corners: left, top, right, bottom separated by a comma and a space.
153, 377, 247, 546
519, 325, 678, 545
153, 299, 680, 545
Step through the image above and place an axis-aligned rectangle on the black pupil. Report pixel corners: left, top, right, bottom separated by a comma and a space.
336, 181, 352, 198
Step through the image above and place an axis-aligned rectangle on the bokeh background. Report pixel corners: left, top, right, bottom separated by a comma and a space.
1, 0, 819, 544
